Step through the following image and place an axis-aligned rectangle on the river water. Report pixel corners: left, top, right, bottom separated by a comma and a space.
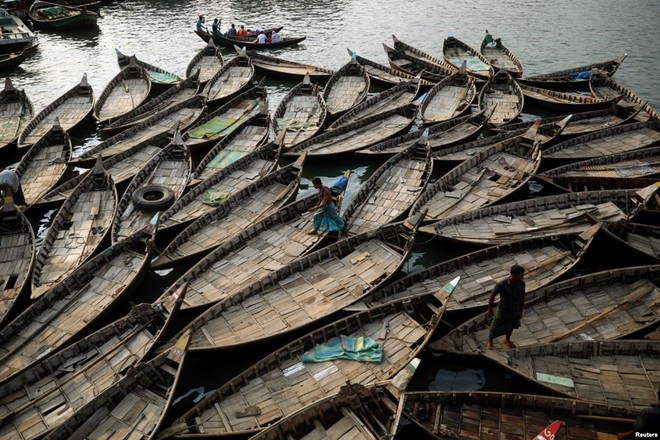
3, 0, 660, 435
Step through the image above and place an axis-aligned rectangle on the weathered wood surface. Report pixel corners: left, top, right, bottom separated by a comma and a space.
14, 121, 71, 206
31, 159, 117, 299
484, 340, 660, 410
248, 52, 335, 82
478, 70, 524, 125
605, 222, 660, 261
186, 39, 224, 84
0, 79, 33, 150
590, 70, 659, 122
344, 141, 431, 234
521, 83, 622, 112
116, 49, 182, 85
443, 36, 493, 79
383, 43, 452, 83
480, 35, 524, 77
94, 60, 151, 123
322, 59, 370, 117
420, 70, 476, 124
349, 48, 433, 87
18, 74, 93, 149
518, 53, 627, 88
435, 265, 660, 352
392, 35, 456, 72
273, 74, 326, 148
163, 296, 438, 437
401, 391, 638, 440
203, 51, 254, 105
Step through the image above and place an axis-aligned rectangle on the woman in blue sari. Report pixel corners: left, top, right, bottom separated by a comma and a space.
308, 177, 346, 235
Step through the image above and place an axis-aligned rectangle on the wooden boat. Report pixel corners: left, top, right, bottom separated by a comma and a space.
194, 109, 271, 181
420, 68, 476, 124
70, 95, 204, 166
0, 10, 36, 55
420, 189, 646, 245
93, 57, 151, 124
343, 141, 432, 234
183, 82, 267, 150
383, 43, 451, 83
246, 385, 396, 440
544, 120, 660, 162
433, 264, 660, 352
400, 391, 639, 440
590, 70, 659, 121
358, 108, 492, 157
203, 47, 254, 106
13, 120, 71, 206
348, 48, 433, 88
392, 35, 455, 72
116, 48, 181, 86
185, 39, 224, 84
212, 33, 306, 50
0, 40, 38, 71
100, 74, 200, 137
163, 291, 443, 436
165, 212, 425, 353
480, 34, 523, 77
44, 331, 190, 440
39, 127, 175, 205
0, 194, 35, 328
247, 51, 334, 82
283, 105, 417, 158
431, 128, 526, 161
152, 154, 305, 268
322, 57, 370, 118
479, 70, 524, 126
443, 36, 493, 79
28, 1, 98, 31
518, 54, 627, 89
111, 132, 191, 243
0, 287, 187, 439
411, 128, 542, 223
605, 221, 660, 260
159, 142, 279, 232
31, 158, 117, 299
361, 227, 599, 313
520, 83, 622, 113
194, 26, 283, 43
0, 78, 33, 151
0, 226, 155, 383
273, 73, 327, 149
17, 74, 93, 149
329, 76, 421, 129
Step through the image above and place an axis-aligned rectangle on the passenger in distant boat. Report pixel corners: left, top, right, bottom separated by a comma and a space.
196, 15, 206, 32
307, 177, 346, 236
485, 264, 525, 350
0, 169, 26, 207
237, 25, 247, 37
211, 18, 219, 35
255, 27, 264, 34
270, 30, 283, 43
255, 31, 267, 44
494, 38, 503, 48
484, 29, 494, 47
617, 390, 660, 439
227, 23, 237, 36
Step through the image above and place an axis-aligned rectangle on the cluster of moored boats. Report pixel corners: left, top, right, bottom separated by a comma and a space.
0, 29, 659, 439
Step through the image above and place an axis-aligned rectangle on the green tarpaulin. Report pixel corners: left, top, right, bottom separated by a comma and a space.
187, 117, 240, 140
302, 336, 383, 364
206, 149, 246, 170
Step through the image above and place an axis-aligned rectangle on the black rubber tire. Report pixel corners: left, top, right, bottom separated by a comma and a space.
132, 185, 175, 212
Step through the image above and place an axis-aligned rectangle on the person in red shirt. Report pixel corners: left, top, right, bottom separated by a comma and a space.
236, 25, 247, 37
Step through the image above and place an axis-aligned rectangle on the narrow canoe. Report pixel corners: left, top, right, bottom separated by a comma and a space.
382, 43, 451, 83
0, 78, 33, 151
111, 132, 191, 243
162, 293, 442, 436
590, 70, 659, 121
44, 331, 191, 440
431, 128, 525, 161
93, 58, 151, 124
329, 75, 421, 129
185, 39, 224, 84
14, 120, 71, 206
0, 226, 155, 383
193, 109, 271, 181
100, 74, 200, 137
543, 119, 660, 162
443, 36, 493, 79
0, 197, 34, 328
433, 264, 660, 352
183, 82, 267, 150
605, 221, 660, 260
194, 26, 283, 43
212, 33, 306, 50
518, 54, 627, 89
343, 141, 432, 234
480, 34, 524, 77
203, 48, 255, 106
0, 41, 38, 72
520, 83, 622, 113
420, 67, 476, 124
247, 51, 334, 82
392, 35, 456, 72
166, 213, 425, 352
322, 57, 370, 118
28, 1, 98, 31
283, 105, 417, 158
348, 48, 433, 88
411, 128, 542, 223
400, 391, 638, 440
159, 141, 279, 232
478, 70, 524, 126
17, 74, 93, 149
31, 158, 117, 299
273, 73, 327, 149
420, 189, 644, 245
0, 287, 187, 439
116, 48, 182, 86
152, 154, 305, 268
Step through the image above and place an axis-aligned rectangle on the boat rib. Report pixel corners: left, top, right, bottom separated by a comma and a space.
93, 57, 151, 123
322, 57, 370, 118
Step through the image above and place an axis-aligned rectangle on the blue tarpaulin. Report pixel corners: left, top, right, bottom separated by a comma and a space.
301, 336, 383, 364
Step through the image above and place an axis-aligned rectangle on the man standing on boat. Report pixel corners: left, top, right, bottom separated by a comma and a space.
307, 177, 346, 236
196, 15, 206, 32
485, 264, 525, 350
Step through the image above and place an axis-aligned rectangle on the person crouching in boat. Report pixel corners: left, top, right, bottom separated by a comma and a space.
485, 264, 526, 350
307, 177, 346, 236
0, 170, 26, 208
